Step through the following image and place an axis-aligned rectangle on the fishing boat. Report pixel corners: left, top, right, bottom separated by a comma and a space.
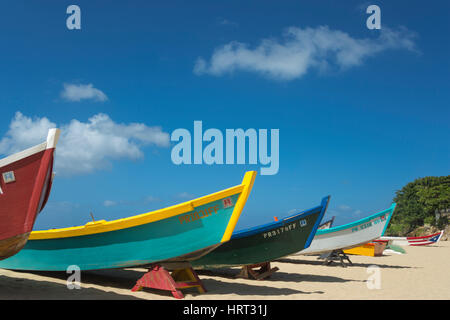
297, 203, 396, 255
0, 171, 257, 271
372, 239, 405, 254
191, 196, 330, 269
318, 216, 335, 230
0, 129, 60, 261
343, 241, 387, 257
378, 230, 444, 246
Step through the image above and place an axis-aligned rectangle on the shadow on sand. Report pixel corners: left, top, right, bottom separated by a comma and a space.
200, 278, 324, 296
196, 267, 362, 285
0, 271, 143, 300
4, 268, 322, 298
274, 256, 417, 269
3, 268, 183, 299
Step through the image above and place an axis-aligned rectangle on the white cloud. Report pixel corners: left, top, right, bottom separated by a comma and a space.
61, 83, 108, 102
0, 112, 56, 154
194, 25, 417, 80
218, 18, 238, 27
145, 196, 161, 203
338, 204, 352, 211
103, 195, 160, 208
0, 112, 170, 176
176, 192, 194, 199
103, 200, 117, 207
329, 205, 364, 218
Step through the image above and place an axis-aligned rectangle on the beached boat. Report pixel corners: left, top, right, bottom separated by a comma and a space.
0, 129, 60, 261
343, 242, 387, 257
191, 196, 330, 269
318, 216, 335, 230
372, 239, 406, 254
378, 230, 444, 246
0, 171, 256, 271
297, 203, 396, 255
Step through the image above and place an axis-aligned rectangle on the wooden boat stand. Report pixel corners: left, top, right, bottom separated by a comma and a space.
319, 250, 353, 267
236, 262, 279, 280
131, 262, 206, 299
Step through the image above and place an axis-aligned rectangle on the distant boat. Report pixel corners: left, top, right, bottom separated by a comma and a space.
297, 203, 396, 255
0, 129, 60, 261
343, 242, 387, 257
191, 196, 330, 269
0, 171, 257, 271
318, 216, 335, 230
378, 230, 444, 246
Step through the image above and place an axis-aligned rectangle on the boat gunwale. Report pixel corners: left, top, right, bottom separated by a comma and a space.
29, 172, 256, 240
303, 196, 330, 248
316, 203, 396, 236
230, 196, 330, 240
406, 230, 443, 240
380, 230, 444, 241
0, 129, 60, 169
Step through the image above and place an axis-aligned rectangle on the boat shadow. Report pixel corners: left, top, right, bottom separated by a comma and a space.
270, 271, 363, 284
274, 257, 416, 269
7, 267, 326, 298
196, 268, 360, 284
0, 272, 143, 300
200, 278, 324, 296
114, 268, 325, 296
16, 268, 145, 286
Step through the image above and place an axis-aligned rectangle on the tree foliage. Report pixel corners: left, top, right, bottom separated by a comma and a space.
386, 175, 450, 236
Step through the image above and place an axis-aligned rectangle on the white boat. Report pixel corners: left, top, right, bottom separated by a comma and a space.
317, 216, 335, 230
379, 230, 444, 246
297, 203, 396, 255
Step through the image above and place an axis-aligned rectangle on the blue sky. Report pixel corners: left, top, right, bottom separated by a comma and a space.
0, 1, 449, 230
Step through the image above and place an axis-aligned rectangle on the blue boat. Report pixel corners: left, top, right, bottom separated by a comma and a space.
191, 196, 330, 269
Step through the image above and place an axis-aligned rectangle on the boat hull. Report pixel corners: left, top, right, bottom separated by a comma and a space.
343, 242, 387, 257
0, 129, 59, 260
379, 230, 443, 246
0, 233, 30, 261
0, 172, 256, 271
192, 196, 330, 269
318, 216, 335, 230
298, 203, 396, 255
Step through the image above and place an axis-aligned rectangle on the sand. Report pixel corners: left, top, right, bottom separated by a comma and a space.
0, 241, 449, 300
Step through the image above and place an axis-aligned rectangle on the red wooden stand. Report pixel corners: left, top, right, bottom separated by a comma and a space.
131, 262, 206, 299
236, 262, 279, 280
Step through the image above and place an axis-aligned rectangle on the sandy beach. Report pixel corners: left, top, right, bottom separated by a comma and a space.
0, 241, 448, 300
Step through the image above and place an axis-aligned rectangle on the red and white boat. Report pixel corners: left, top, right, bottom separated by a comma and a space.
378, 230, 444, 246
0, 128, 60, 260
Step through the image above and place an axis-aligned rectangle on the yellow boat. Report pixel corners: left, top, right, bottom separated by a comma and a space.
343, 242, 387, 257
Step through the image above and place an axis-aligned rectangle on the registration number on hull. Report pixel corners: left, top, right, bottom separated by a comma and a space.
351, 214, 387, 233
263, 219, 307, 239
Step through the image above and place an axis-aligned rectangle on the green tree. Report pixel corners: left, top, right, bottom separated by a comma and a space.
386, 175, 450, 236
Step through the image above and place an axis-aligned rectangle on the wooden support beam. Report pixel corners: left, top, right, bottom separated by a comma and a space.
131, 263, 206, 299
236, 262, 279, 280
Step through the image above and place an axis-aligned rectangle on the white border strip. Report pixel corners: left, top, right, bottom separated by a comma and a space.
46, 128, 60, 150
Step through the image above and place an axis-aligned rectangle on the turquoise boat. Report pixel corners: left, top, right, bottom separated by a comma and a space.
298, 203, 396, 255
0, 171, 256, 271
